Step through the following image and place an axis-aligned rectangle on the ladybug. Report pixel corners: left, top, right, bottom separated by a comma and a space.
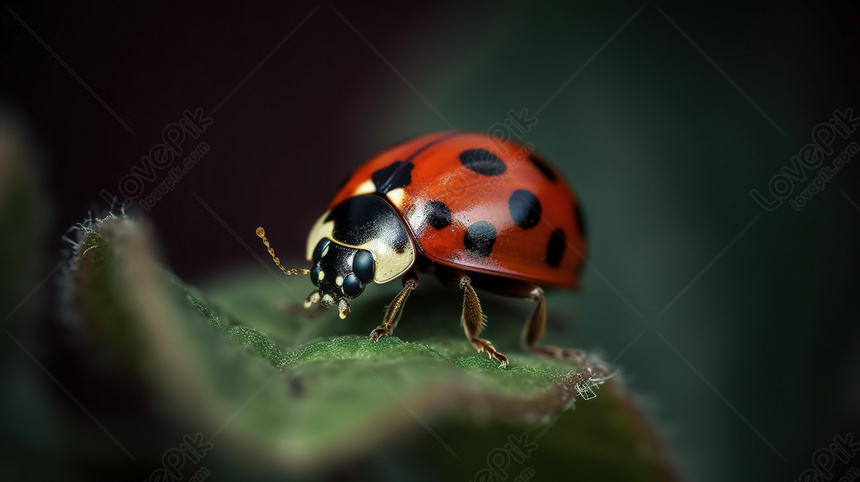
257, 131, 587, 368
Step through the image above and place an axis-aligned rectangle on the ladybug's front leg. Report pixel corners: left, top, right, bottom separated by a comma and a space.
369, 270, 419, 341
457, 272, 509, 369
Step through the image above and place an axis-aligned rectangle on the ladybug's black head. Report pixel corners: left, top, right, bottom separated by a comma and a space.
299, 194, 418, 319
304, 238, 376, 319
255, 226, 376, 320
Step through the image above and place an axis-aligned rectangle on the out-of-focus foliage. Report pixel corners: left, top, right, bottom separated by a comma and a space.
0, 112, 43, 325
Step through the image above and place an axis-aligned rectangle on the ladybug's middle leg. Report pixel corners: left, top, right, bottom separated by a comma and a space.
369, 270, 418, 341
457, 272, 509, 368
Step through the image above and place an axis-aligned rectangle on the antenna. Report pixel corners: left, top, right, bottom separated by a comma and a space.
256, 227, 310, 276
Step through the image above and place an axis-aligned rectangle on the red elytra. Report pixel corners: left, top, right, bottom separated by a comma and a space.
331, 131, 587, 289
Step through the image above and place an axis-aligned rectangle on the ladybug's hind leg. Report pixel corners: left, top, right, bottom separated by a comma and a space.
456, 272, 509, 368
521, 285, 586, 363
369, 270, 418, 341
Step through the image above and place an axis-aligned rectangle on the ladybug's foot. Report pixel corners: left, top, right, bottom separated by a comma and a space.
369, 271, 419, 343
368, 325, 391, 342
471, 338, 509, 368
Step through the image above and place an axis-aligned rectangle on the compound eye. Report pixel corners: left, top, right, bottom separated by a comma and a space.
342, 274, 364, 298
310, 264, 322, 287
312, 239, 331, 263
352, 250, 375, 283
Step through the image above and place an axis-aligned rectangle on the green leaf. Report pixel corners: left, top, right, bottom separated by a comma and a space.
70, 214, 673, 479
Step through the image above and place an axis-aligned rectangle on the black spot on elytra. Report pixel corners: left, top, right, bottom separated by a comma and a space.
464, 221, 497, 258
459, 149, 506, 176
425, 200, 452, 230
529, 153, 557, 182
508, 190, 542, 229
574, 202, 587, 238
546, 229, 566, 267
371, 160, 414, 194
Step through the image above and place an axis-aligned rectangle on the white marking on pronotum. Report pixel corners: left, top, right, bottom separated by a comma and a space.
387, 187, 406, 207
353, 179, 376, 196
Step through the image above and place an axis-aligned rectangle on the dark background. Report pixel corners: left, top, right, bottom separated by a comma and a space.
2, 1, 859, 481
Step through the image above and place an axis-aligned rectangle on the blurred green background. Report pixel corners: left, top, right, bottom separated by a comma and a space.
2, 1, 858, 481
